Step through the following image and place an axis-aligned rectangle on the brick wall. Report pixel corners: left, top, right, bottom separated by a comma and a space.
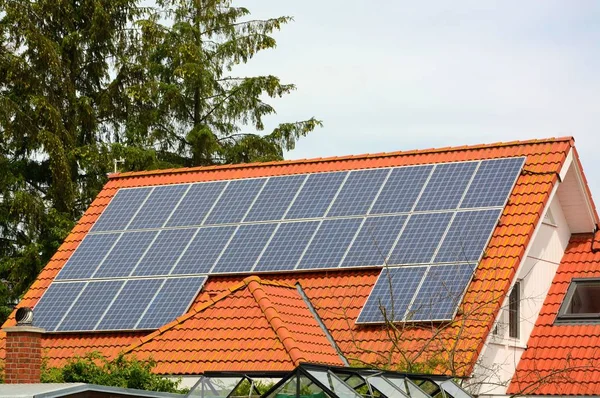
3, 326, 44, 384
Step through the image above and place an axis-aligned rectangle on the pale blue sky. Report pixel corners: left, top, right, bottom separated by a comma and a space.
234, 1, 600, 201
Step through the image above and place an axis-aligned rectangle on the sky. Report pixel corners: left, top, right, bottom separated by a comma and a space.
233, 1, 600, 200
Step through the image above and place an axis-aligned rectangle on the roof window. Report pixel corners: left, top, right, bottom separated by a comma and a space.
557, 278, 600, 323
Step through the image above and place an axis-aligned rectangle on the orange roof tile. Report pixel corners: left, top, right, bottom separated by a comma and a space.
0, 137, 575, 377
508, 234, 600, 396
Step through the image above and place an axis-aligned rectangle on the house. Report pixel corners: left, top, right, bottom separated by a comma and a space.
1, 137, 599, 397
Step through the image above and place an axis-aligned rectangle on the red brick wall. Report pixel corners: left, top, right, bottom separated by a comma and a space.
4, 327, 43, 383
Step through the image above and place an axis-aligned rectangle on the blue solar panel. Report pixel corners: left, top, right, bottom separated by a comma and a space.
93, 231, 157, 278
136, 277, 206, 329
172, 226, 236, 275
342, 215, 408, 267
284, 172, 347, 219
415, 162, 478, 211
388, 212, 453, 264
434, 209, 501, 263
356, 266, 427, 323
33, 282, 85, 331
297, 218, 362, 269
128, 184, 189, 230
327, 169, 390, 217
407, 263, 476, 321
461, 157, 525, 209
166, 182, 227, 227
244, 175, 306, 222
133, 228, 197, 276
56, 234, 120, 280
212, 223, 277, 273
204, 179, 265, 225
58, 280, 124, 331
370, 165, 433, 214
254, 221, 319, 272
97, 279, 163, 330
91, 188, 151, 232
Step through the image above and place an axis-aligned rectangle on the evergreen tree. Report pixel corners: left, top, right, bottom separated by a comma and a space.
0, 0, 319, 322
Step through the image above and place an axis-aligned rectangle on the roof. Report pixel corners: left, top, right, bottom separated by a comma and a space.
0, 383, 184, 398
0, 137, 577, 377
508, 233, 600, 396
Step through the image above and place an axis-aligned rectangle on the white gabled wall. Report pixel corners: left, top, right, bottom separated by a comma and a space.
468, 162, 576, 398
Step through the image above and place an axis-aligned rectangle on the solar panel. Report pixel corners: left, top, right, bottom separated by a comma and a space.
172, 226, 236, 275
357, 266, 427, 323
212, 223, 278, 274
284, 172, 347, 219
33, 282, 85, 330
56, 234, 120, 280
96, 278, 164, 331
91, 188, 151, 232
58, 280, 124, 331
133, 228, 197, 276
93, 231, 157, 278
297, 218, 363, 269
244, 175, 306, 222
254, 221, 320, 272
407, 263, 476, 321
166, 182, 227, 227
342, 215, 408, 267
136, 276, 206, 329
370, 165, 433, 214
415, 162, 478, 211
388, 212, 454, 265
204, 178, 265, 225
327, 169, 390, 217
434, 209, 501, 263
461, 157, 525, 208
127, 184, 189, 230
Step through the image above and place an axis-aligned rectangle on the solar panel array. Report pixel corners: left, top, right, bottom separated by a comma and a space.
34, 157, 525, 331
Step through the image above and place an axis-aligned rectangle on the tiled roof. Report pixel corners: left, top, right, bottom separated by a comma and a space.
0, 137, 575, 377
509, 233, 600, 396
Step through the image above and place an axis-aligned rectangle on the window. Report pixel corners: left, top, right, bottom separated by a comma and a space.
508, 281, 521, 339
557, 279, 600, 322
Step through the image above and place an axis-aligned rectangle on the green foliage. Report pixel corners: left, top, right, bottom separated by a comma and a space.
0, 0, 319, 323
41, 352, 185, 393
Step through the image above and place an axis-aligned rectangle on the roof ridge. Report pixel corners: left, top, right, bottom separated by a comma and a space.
109, 136, 574, 180
246, 278, 307, 366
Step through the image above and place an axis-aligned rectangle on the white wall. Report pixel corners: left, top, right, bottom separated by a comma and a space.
468, 193, 571, 398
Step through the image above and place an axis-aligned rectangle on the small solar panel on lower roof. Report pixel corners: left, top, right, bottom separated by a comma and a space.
244, 175, 306, 222
91, 187, 151, 232
284, 172, 347, 219
415, 162, 478, 211
407, 263, 476, 321
93, 231, 157, 278
33, 282, 86, 331
461, 157, 525, 209
370, 165, 433, 215
127, 184, 189, 230
133, 228, 197, 276
327, 168, 390, 217
212, 223, 277, 273
297, 218, 362, 269
96, 278, 163, 331
434, 209, 501, 263
58, 280, 124, 331
388, 212, 453, 265
356, 266, 427, 324
342, 215, 408, 267
56, 233, 120, 280
254, 221, 319, 272
172, 226, 236, 275
136, 276, 207, 329
204, 178, 265, 225
166, 181, 227, 227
